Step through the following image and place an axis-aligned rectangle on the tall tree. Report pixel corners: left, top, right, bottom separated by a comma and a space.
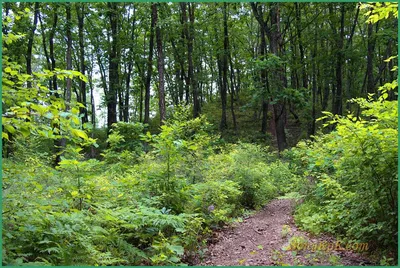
76, 3, 88, 124
188, 3, 200, 118
106, 2, 119, 130
154, 4, 166, 124
55, 3, 73, 165
144, 4, 156, 124
26, 2, 39, 89
224, 3, 238, 133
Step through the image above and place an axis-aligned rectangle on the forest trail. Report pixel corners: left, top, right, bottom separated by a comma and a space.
199, 199, 372, 266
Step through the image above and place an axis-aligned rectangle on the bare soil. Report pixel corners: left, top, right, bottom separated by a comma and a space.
198, 199, 373, 266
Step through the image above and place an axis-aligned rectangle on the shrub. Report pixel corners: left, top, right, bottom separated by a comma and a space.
288, 83, 398, 252
185, 180, 242, 225
103, 122, 145, 166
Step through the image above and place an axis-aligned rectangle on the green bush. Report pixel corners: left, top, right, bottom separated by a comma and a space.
288, 83, 398, 252
103, 122, 145, 166
185, 180, 242, 225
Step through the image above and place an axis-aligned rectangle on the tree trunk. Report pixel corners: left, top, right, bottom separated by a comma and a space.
308, 27, 317, 137
76, 3, 88, 124
269, 3, 287, 151
55, 3, 72, 165
332, 4, 345, 115
295, 2, 308, 89
180, 3, 190, 105
188, 3, 200, 118
223, 3, 237, 133
38, 9, 51, 73
26, 2, 39, 89
144, 4, 156, 124
366, 21, 375, 94
106, 2, 119, 131
154, 3, 166, 124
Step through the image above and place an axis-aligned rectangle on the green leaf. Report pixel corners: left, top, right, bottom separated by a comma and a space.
169, 245, 184, 255
2, 132, 9, 140
4, 124, 16, 134
71, 129, 89, 140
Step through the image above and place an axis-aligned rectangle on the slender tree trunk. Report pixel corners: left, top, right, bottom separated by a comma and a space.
260, 27, 269, 135
308, 27, 317, 137
123, 6, 136, 122
76, 3, 88, 124
223, 3, 237, 133
38, 10, 51, 72
188, 3, 200, 117
87, 56, 96, 158
55, 3, 72, 165
269, 3, 287, 151
144, 4, 156, 124
366, 21, 375, 94
65, 4, 72, 112
295, 2, 308, 89
118, 88, 123, 121
332, 4, 345, 115
50, 4, 61, 164
26, 2, 39, 89
250, 3, 272, 136
154, 4, 166, 124
321, 40, 330, 110
106, 2, 119, 131
180, 3, 190, 105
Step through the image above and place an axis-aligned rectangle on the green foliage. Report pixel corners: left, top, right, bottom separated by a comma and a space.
186, 180, 242, 225
361, 2, 398, 24
288, 83, 398, 252
2, 13, 96, 158
102, 122, 145, 168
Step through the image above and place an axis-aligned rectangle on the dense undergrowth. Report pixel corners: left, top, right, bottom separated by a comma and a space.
3, 107, 302, 266
284, 81, 398, 264
3, 89, 398, 265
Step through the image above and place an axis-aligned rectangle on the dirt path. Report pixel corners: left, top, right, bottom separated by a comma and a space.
199, 199, 373, 266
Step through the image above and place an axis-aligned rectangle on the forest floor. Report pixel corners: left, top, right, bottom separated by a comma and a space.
198, 199, 373, 266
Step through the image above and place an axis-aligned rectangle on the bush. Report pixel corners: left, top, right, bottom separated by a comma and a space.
102, 122, 145, 166
288, 83, 398, 253
185, 180, 242, 225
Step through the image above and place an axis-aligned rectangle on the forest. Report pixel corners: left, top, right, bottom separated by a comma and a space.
1, 1, 398, 266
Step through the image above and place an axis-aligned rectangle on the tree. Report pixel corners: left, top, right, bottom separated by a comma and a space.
106, 2, 119, 131
155, 3, 166, 125
144, 4, 156, 124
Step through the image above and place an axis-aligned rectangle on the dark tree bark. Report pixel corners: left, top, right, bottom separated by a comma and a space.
250, 2, 270, 135
49, 4, 61, 164
366, 22, 376, 94
188, 3, 200, 118
38, 9, 51, 72
331, 4, 345, 115
55, 3, 72, 166
251, 2, 287, 151
321, 39, 330, 111
154, 3, 166, 124
308, 27, 317, 137
65, 4, 72, 112
225, 3, 237, 133
106, 2, 119, 131
295, 2, 308, 89
269, 3, 288, 152
218, 4, 228, 132
144, 4, 156, 124
260, 26, 269, 135
122, 5, 136, 122
76, 3, 88, 124
26, 2, 39, 89
180, 3, 190, 105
